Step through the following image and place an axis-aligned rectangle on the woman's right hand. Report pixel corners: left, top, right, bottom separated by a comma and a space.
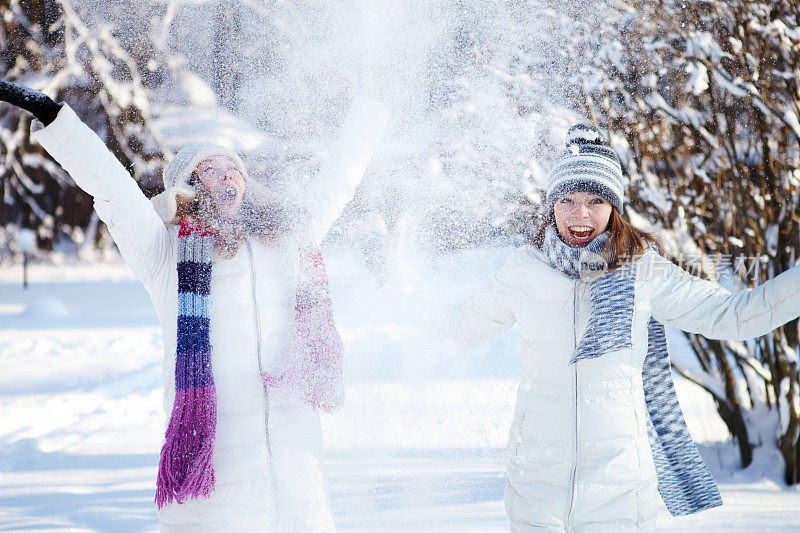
151, 186, 198, 224
0, 80, 62, 126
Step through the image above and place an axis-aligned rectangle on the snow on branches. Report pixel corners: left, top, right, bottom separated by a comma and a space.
589, 0, 800, 484
0, 0, 168, 254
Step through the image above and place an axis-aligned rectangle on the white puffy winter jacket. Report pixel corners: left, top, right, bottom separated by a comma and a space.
32, 102, 387, 532
440, 245, 800, 532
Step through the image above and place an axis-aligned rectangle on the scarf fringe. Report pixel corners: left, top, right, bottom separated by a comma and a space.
156, 386, 217, 508
262, 246, 345, 412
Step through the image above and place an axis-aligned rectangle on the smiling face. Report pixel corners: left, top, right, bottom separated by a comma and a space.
195, 155, 245, 217
553, 192, 613, 247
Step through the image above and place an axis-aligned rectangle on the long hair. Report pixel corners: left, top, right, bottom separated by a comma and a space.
532, 207, 659, 270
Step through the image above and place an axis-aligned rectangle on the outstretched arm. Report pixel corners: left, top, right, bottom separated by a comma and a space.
302, 96, 389, 244
646, 251, 800, 340
1, 81, 173, 285
436, 277, 518, 350
0, 80, 62, 125
411, 253, 519, 350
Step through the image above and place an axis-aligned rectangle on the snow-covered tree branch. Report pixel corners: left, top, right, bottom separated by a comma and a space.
589, 0, 800, 484
0, 0, 168, 255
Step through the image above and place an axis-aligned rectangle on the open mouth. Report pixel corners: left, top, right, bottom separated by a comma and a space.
568, 225, 595, 243
218, 186, 237, 204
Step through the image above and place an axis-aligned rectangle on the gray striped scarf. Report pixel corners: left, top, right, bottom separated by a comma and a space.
540, 223, 722, 516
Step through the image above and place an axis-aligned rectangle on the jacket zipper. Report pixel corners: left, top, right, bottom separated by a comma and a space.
245, 240, 282, 525
565, 283, 580, 531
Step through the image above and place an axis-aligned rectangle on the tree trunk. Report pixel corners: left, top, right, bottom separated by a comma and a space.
779, 364, 800, 485
709, 338, 753, 467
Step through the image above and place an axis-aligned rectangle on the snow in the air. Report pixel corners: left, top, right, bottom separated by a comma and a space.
2, 249, 799, 531
3, 0, 800, 531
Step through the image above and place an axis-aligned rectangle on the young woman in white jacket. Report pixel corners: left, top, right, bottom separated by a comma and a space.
0, 80, 388, 532
434, 123, 800, 532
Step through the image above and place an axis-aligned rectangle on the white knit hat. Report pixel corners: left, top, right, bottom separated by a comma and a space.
545, 124, 625, 212
162, 143, 249, 190
151, 143, 249, 224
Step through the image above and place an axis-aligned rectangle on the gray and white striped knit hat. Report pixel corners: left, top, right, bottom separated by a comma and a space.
545, 123, 625, 212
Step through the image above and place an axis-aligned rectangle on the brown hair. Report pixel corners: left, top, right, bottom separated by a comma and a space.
532, 207, 660, 270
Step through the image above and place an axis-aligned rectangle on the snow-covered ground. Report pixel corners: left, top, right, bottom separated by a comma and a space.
1, 247, 798, 532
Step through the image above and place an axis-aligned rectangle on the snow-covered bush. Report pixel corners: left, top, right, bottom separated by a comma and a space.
590, 0, 800, 483
0, 0, 167, 253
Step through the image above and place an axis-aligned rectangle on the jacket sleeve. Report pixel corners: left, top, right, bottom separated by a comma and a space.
428, 255, 519, 350
646, 251, 800, 340
31, 104, 173, 285
300, 96, 389, 244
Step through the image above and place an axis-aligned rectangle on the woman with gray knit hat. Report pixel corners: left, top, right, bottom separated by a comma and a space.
428, 123, 800, 531
0, 80, 388, 531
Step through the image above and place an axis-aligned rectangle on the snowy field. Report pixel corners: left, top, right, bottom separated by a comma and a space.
1, 247, 798, 532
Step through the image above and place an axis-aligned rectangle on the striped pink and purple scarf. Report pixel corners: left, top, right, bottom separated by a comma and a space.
155, 217, 344, 508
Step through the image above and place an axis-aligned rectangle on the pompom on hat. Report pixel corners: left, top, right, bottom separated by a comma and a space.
151, 143, 249, 224
545, 123, 625, 212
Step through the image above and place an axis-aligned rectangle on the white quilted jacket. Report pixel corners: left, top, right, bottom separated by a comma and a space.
32, 102, 387, 532
440, 245, 800, 532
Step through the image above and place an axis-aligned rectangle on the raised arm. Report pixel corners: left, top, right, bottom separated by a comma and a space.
301, 96, 389, 244
645, 251, 800, 340
1, 81, 173, 285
